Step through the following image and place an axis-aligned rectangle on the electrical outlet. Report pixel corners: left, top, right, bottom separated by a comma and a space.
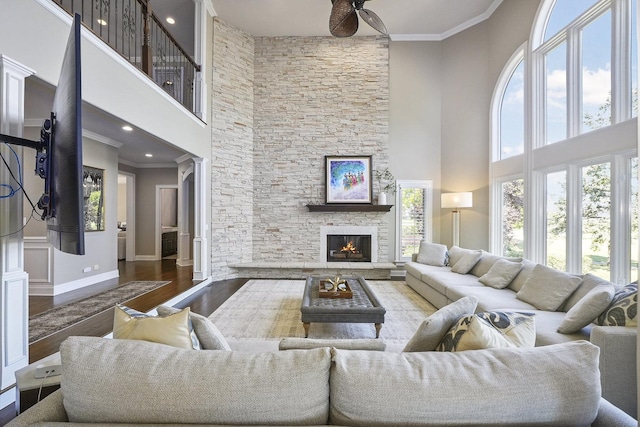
83, 267, 91, 273
93, 264, 99, 271
35, 363, 62, 378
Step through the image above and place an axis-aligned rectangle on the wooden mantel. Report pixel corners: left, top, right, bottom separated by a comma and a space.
306, 204, 393, 212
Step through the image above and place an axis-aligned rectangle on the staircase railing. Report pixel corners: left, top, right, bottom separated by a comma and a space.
51, 0, 201, 114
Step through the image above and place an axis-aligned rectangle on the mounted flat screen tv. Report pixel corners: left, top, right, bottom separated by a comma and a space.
0, 13, 85, 255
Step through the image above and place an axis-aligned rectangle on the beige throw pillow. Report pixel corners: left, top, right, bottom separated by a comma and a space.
113, 304, 200, 350
479, 259, 524, 289
516, 264, 582, 311
157, 305, 231, 351
450, 250, 482, 274
415, 241, 448, 266
403, 296, 479, 352
558, 284, 615, 334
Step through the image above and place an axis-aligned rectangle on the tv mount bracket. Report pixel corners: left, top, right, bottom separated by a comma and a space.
0, 114, 54, 214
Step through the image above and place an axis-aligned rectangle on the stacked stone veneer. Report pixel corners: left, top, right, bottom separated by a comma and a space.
210, 19, 255, 278
211, 19, 390, 278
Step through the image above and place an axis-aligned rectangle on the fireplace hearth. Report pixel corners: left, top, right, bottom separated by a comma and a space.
327, 234, 372, 262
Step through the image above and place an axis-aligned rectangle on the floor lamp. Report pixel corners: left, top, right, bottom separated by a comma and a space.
441, 192, 473, 247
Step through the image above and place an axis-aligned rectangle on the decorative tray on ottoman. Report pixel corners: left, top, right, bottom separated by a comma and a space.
319, 279, 353, 299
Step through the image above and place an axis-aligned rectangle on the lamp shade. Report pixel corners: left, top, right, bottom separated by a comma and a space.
441, 192, 473, 209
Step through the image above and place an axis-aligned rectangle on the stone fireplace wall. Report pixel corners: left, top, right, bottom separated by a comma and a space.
252, 36, 390, 263
211, 19, 390, 277
210, 19, 255, 278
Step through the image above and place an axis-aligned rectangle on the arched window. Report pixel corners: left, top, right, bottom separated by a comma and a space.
490, 0, 637, 283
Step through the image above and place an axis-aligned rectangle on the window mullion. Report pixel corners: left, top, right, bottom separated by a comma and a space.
610, 155, 631, 284
611, 0, 631, 123
567, 27, 582, 138
566, 165, 582, 273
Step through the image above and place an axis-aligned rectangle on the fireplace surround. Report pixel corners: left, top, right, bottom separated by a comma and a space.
320, 226, 378, 262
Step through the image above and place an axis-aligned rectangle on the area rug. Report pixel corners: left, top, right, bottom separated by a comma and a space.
29, 280, 171, 343
209, 279, 437, 352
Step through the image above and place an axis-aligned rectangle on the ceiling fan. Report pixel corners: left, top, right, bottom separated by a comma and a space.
329, 0, 388, 38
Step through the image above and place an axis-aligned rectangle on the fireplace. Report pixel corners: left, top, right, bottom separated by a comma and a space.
320, 226, 378, 262
327, 235, 372, 262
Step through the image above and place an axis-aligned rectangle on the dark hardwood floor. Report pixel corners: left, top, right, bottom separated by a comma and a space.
0, 260, 247, 426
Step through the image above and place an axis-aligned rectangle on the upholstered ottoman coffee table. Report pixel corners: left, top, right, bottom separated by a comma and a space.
301, 276, 386, 338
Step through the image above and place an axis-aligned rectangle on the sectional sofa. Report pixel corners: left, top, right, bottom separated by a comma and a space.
6, 336, 637, 426
405, 244, 638, 418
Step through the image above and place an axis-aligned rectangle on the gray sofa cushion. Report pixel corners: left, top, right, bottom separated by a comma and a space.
558, 284, 615, 334
507, 259, 536, 292
533, 310, 592, 345
469, 250, 522, 277
446, 285, 537, 312
451, 250, 482, 274
157, 305, 231, 351
415, 241, 448, 266
516, 264, 582, 311
478, 259, 523, 289
60, 336, 332, 425
329, 342, 601, 426
403, 296, 478, 352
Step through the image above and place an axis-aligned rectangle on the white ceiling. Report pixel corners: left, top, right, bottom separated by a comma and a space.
23, 0, 504, 168
210, 0, 503, 39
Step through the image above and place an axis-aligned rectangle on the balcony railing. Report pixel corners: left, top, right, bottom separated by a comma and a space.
52, 0, 201, 114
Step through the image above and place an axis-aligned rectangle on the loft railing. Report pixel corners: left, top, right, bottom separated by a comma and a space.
52, 0, 201, 114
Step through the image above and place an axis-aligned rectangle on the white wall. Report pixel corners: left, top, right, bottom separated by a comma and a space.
389, 41, 443, 253
439, 0, 541, 250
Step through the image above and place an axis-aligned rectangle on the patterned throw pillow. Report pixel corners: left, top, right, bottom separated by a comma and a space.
597, 283, 637, 327
436, 311, 535, 352
113, 304, 201, 350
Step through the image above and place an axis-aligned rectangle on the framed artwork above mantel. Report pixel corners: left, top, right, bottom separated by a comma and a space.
325, 155, 372, 204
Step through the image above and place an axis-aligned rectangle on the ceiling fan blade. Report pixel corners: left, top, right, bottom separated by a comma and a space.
330, 0, 359, 37
358, 8, 387, 35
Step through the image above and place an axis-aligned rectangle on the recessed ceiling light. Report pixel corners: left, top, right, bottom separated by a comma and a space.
166, 17, 175, 25
122, 125, 133, 131
145, 153, 153, 158
97, 19, 107, 26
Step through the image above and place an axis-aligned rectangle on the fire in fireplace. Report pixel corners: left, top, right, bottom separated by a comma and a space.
327, 234, 372, 262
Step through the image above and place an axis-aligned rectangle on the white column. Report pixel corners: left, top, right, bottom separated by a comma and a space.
0, 55, 34, 407
177, 162, 193, 267
192, 157, 208, 280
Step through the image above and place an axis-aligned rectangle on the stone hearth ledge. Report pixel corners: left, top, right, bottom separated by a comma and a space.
228, 262, 397, 280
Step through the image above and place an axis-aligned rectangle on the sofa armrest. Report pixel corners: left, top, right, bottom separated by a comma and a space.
6, 389, 68, 426
592, 397, 637, 426
590, 325, 637, 419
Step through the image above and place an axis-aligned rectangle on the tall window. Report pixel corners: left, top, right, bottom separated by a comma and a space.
490, 0, 637, 284
501, 179, 524, 257
500, 60, 525, 159
546, 171, 567, 270
395, 181, 433, 262
581, 162, 612, 279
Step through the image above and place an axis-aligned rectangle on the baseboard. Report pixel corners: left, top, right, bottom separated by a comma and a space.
135, 255, 157, 261
30, 270, 120, 296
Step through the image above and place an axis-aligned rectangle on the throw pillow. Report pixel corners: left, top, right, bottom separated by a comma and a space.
447, 246, 474, 267
515, 264, 582, 311
450, 250, 482, 274
415, 241, 448, 267
597, 283, 638, 327
478, 259, 524, 289
157, 305, 231, 351
436, 311, 535, 352
403, 296, 479, 352
558, 284, 616, 334
113, 304, 201, 350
